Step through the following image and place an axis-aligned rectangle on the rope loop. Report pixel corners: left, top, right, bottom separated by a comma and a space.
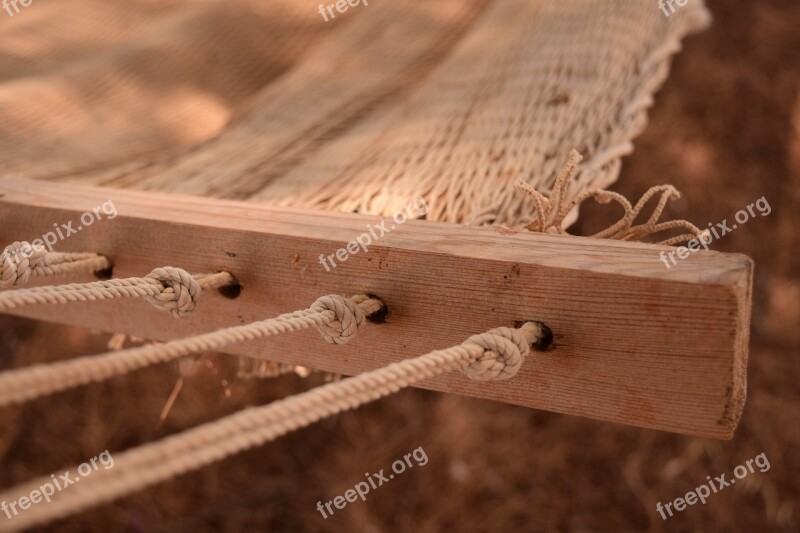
1, 241, 47, 288
145, 267, 202, 317
311, 294, 365, 344
461, 326, 531, 381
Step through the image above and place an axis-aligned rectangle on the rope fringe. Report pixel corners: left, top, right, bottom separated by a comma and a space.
0, 321, 546, 531
513, 150, 708, 245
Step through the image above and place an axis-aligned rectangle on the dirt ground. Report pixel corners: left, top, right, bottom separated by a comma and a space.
1, 0, 798, 531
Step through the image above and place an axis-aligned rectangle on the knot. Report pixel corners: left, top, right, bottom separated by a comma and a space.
312, 295, 366, 344
460, 327, 530, 381
145, 267, 202, 317
1, 241, 48, 288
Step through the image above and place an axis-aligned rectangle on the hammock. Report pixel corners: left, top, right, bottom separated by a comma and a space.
0, 0, 753, 530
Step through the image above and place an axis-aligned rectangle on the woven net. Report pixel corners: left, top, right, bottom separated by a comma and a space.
0, 0, 709, 227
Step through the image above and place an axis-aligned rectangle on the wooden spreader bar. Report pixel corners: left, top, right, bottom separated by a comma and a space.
0, 178, 752, 439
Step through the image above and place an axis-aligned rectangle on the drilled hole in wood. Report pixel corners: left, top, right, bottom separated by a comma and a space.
514, 320, 553, 351
366, 294, 388, 324
218, 275, 242, 299
95, 262, 113, 280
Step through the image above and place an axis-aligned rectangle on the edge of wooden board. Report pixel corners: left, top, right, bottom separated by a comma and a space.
0, 178, 753, 438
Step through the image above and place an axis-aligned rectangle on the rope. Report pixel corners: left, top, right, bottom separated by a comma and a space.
0, 322, 546, 531
0, 267, 233, 317
512, 150, 708, 245
1, 241, 112, 288
0, 295, 384, 407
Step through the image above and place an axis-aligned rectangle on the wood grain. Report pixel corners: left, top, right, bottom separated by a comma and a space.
0, 177, 752, 438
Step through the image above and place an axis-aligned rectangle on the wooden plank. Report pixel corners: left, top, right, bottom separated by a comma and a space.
0, 177, 752, 439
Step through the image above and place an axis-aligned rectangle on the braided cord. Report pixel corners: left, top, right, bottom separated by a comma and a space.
0, 268, 233, 317
0, 295, 385, 407
1, 241, 112, 288
0, 322, 544, 531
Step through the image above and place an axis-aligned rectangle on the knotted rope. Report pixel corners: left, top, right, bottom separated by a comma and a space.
0, 267, 233, 317
513, 150, 708, 246
312, 294, 370, 344
0, 241, 111, 288
0, 322, 547, 531
0, 295, 384, 406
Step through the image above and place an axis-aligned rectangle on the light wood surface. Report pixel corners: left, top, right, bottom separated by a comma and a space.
0, 178, 752, 438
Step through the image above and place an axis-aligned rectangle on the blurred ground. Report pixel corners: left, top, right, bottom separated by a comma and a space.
1, 0, 798, 531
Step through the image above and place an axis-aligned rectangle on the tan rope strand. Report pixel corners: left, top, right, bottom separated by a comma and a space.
0, 323, 545, 532
513, 150, 707, 245
0, 295, 384, 407
1, 241, 112, 288
0, 268, 233, 317
15, 255, 112, 284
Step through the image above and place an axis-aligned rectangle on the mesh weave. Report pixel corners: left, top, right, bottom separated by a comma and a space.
0, 0, 710, 226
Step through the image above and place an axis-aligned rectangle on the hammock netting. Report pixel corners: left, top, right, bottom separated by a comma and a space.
0, 0, 709, 226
